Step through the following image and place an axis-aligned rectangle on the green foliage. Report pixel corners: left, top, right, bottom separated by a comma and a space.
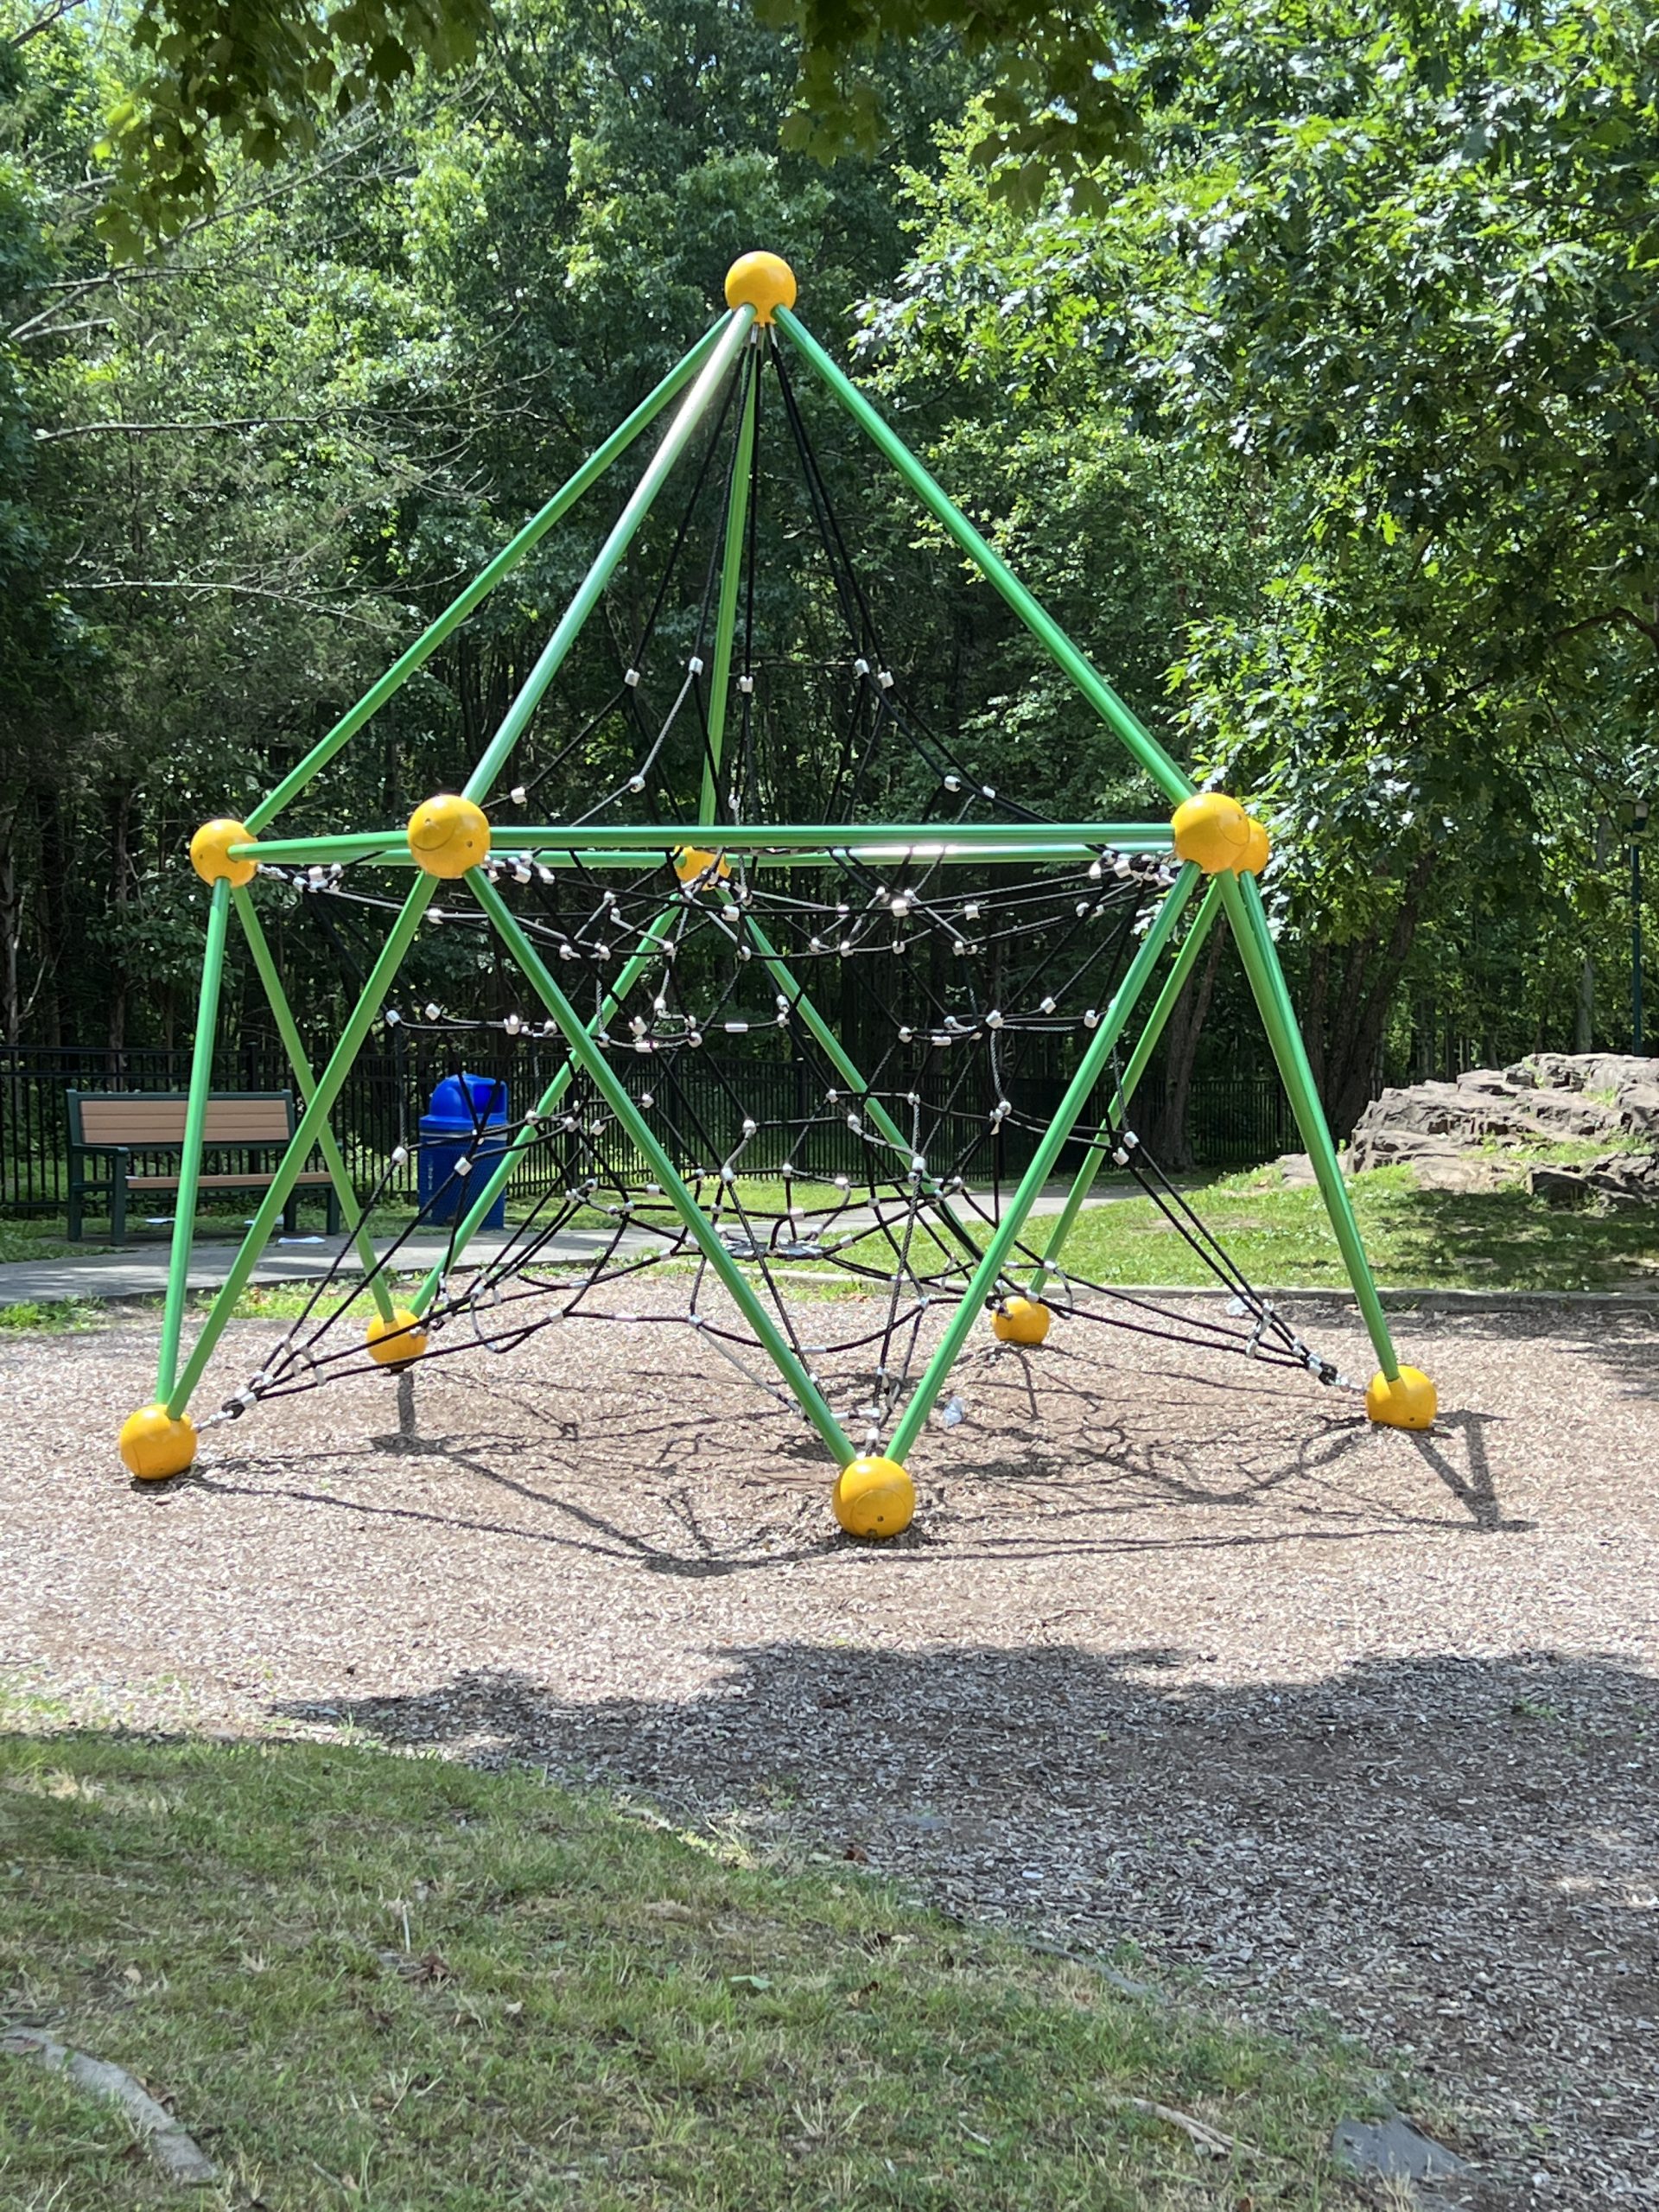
761, 0, 1156, 213
0, 0, 973, 1055
860, 0, 1659, 1116
0, 0, 1652, 1142
94, 0, 493, 256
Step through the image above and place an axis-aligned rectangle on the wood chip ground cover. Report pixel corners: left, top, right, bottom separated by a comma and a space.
3, 1288, 1656, 2207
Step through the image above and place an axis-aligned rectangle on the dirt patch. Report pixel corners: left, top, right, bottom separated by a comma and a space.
4, 1291, 1657, 2206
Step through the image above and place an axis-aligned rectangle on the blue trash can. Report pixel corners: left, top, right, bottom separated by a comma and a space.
417, 1073, 510, 1228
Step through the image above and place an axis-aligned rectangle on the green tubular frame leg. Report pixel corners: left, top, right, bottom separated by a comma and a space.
463, 308, 754, 808
776, 308, 1194, 811
247, 320, 729, 834
1218, 871, 1400, 1381
407, 907, 680, 1317
887, 865, 1200, 1463
470, 871, 857, 1463
699, 346, 758, 824
1031, 876, 1224, 1294
232, 885, 395, 1325
156, 878, 232, 1402
163, 879, 438, 1421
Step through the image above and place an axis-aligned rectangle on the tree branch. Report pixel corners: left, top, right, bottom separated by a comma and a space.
8, 0, 92, 49
62, 577, 390, 629
1551, 605, 1659, 652
35, 414, 356, 442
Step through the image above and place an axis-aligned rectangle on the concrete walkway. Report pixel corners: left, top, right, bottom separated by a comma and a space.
0, 1231, 524, 1306
0, 1185, 1129, 1306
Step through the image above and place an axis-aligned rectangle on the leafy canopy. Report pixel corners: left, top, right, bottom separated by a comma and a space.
759, 0, 1159, 211
90, 0, 492, 255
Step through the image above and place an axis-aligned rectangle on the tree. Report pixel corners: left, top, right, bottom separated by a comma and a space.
0, 0, 978, 1053
3, 0, 493, 255
861, 0, 1659, 1128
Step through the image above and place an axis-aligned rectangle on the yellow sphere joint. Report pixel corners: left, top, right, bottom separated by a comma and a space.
366, 1307, 428, 1367
992, 1296, 1051, 1346
725, 251, 797, 324
1171, 791, 1269, 876
118, 1403, 198, 1481
832, 1455, 915, 1540
1237, 816, 1271, 876
408, 794, 490, 880
671, 845, 731, 888
1365, 1365, 1438, 1431
189, 818, 257, 888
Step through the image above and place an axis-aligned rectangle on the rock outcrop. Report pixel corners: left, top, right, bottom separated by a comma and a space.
1340, 1052, 1659, 1205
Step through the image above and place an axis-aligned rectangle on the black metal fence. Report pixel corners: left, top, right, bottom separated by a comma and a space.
0, 1042, 1296, 1222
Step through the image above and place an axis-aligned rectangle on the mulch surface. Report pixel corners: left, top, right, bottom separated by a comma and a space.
6, 1288, 1658, 2207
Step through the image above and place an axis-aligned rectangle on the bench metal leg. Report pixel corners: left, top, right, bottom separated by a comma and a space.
111, 1170, 128, 1248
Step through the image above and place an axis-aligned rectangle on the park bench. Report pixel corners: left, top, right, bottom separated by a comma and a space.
66, 1090, 342, 1244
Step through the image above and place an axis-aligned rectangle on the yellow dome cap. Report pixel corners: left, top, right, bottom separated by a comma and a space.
725, 252, 797, 324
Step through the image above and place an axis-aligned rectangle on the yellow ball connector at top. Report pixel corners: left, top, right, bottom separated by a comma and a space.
725, 252, 797, 324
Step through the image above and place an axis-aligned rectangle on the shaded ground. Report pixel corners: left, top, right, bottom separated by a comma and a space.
4, 1291, 1657, 2205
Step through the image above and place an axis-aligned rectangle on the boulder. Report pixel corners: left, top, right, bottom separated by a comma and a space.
1351, 1052, 1659, 1177
1528, 1164, 1593, 1208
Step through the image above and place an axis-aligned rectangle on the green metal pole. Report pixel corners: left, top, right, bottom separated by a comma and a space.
483, 820, 1174, 853
155, 877, 232, 1401
699, 350, 758, 824
246, 321, 728, 834
887, 866, 1200, 1462
775, 308, 1195, 811
1218, 870, 1401, 1379
723, 897, 920, 1175
236, 821, 1176, 867
407, 907, 679, 1316
470, 871, 856, 1463
232, 885, 395, 1325
164, 879, 437, 1418
1030, 876, 1224, 1293
462, 308, 755, 807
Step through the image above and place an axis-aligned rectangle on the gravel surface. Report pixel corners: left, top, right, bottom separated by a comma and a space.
4, 1291, 1657, 2207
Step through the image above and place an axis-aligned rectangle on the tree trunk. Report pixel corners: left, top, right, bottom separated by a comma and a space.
1136, 929, 1224, 1171
0, 839, 20, 1045
36, 785, 67, 1048
106, 792, 130, 1066
1319, 850, 1437, 1137
1577, 817, 1611, 1052
1303, 944, 1328, 1101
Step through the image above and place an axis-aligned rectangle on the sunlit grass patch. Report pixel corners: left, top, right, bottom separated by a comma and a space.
0, 1728, 1376, 2210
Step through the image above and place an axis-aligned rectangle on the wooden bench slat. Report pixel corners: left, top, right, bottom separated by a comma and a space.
79, 1103, 293, 1144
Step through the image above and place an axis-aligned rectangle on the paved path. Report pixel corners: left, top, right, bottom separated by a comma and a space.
0, 1186, 1128, 1306
0, 1233, 523, 1306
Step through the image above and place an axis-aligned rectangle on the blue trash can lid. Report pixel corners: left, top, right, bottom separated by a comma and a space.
424, 1072, 508, 1126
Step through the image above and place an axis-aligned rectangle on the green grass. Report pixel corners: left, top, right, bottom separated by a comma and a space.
1043, 1165, 1659, 1294
0, 1724, 1376, 2210
0, 1221, 105, 1263
0, 1297, 105, 1332
3, 1160, 1654, 1343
